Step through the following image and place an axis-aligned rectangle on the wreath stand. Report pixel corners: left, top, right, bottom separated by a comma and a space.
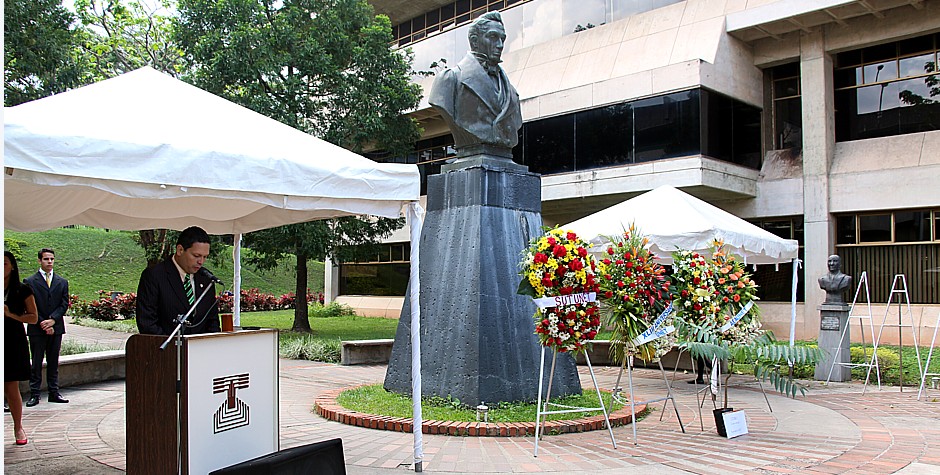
533, 346, 616, 457
692, 356, 773, 430
610, 352, 685, 445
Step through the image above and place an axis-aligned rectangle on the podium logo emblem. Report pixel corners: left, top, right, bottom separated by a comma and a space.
213, 373, 250, 433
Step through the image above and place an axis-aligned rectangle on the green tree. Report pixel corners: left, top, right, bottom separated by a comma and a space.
71, 0, 188, 264
175, 0, 421, 332
244, 218, 402, 332
4, 0, 86, 106
73, 0, 184, 81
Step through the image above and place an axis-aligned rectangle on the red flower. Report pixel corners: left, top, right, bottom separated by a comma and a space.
577, 247, 587, 257
607, 247, 615, 255
603, 258, 611, 265
534, 252, 548, 264
542, 276, 554, 287
547, 237, 557, 247
617, 281, 625, 288
733, 294, 741, 302
567, 232, 577, 241
605, 291, 613, 298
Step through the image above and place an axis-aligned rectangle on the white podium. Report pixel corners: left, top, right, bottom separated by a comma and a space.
127, 329, 279, 474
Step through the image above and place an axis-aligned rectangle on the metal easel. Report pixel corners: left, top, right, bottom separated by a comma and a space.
610, 352, 685, 445
533, 347, 616, 457
917, 310, 940, 400
826, 271, 881, 392
872, 274, 923, 391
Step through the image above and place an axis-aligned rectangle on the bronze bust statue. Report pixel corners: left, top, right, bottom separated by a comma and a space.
818, 255, 852, 304
428, 11, 523, 158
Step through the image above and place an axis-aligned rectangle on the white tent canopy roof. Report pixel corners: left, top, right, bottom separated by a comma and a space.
564, 185, 799, 265
4, 67, 420, 234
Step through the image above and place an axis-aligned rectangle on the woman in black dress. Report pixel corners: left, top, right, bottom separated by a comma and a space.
5, 251, 38, 445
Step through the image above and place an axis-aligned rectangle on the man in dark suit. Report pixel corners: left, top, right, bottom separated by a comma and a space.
428, 11, 522, 157
25, 248, 70, 406
136, 226, 221, 336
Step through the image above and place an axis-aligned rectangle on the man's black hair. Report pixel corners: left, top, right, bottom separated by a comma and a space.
38, 248, 55, 260
176, 226, 211, 250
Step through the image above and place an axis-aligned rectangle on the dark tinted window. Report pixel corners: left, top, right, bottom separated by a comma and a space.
895, 211, 931, 242
859, 214, 892, 242
525, 114, 575, 174
834, 33, 940, 142
836, 215, 856, 245
575, 103, 633, 170
633, 89, 700, 162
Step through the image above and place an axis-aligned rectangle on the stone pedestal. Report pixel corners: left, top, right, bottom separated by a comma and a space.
814, 303, 851, 381
384, 156, 582, 404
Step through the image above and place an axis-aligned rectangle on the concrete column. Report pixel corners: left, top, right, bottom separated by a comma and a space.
323, 257, 339, 304
800, 31, 836, 332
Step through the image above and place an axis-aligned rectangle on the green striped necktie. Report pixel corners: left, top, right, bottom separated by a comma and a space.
184, 275, 194, 305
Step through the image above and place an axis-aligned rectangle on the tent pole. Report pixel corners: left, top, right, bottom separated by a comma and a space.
407, 202, 426, 472
234, 234, 242, 328
789, 257, 801, 347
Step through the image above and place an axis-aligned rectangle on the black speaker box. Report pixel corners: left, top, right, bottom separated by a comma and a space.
209, 438, 346, 475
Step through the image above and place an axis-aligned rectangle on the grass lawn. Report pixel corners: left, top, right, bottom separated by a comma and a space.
238, 309, 398, 340
337, 384, 626, 423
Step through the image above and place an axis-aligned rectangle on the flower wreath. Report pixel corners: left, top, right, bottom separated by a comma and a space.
518, 228, 601, 353
596, 225, 672, 360
670, 241, 762, 344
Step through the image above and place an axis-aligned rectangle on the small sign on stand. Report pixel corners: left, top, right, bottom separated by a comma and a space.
721, 410, 748, 439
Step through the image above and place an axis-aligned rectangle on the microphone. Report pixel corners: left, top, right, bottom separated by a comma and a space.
197, 267, 224, 285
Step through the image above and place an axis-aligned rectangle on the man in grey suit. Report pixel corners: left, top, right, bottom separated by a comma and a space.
428, 11, 522, 157
25, 248, 70, 406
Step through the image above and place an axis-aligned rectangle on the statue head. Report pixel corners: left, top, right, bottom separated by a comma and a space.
468, 12, 506, 66
827, 255, 841, 273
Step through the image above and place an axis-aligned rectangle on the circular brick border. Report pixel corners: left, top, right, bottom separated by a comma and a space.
315, 385, 647, 437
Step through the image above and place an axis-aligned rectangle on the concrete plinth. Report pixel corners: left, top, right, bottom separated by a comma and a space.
815, 303, 852, 381
384, 156, 582, 404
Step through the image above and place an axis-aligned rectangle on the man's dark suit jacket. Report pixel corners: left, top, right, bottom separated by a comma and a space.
428, 53, 522, 150
25, 271, 69, 336
136, 258, 220, 335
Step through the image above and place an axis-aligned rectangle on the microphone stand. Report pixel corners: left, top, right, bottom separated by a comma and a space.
159, 280, 216, 475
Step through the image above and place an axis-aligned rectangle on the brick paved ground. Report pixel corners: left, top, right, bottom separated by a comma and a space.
5, 325, 940, 474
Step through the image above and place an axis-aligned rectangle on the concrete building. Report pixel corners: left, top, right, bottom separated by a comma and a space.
327, 0, 940, 345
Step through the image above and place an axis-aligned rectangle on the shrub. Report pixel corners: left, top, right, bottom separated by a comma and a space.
279, 335, 341, 362
218, 289, 323, 313
60, 340, 114, 355
309, 302, 356, 318
72, 291, 136, 321
850, 346, 900, 379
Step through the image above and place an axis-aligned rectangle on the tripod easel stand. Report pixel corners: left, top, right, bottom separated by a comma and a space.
533, 347, 616, 457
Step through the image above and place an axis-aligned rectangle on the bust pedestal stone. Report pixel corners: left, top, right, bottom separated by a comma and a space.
814, 303, 852, 381
383, 155, 582, 403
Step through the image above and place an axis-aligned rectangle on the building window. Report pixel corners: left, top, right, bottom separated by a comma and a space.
837, 209, 939, 245
338, 243, 411, 296
770, 62, 802, 150
834, 33, 940, 142
369, 88, 760, 191
515, 87, 760, 175
835, 209, 940, 304
749, 217, 805, 302
393, 0, 532, 47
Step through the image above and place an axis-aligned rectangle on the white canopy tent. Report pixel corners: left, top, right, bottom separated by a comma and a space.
564, 185, 802, 344
4, 67, 427, 468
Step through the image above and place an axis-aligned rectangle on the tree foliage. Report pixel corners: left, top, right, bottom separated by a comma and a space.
243, 217, 404, 332
174, 0, 421, 156
4, 0, 86, 106
175, 0, 422, 331
73, 0, 184, 80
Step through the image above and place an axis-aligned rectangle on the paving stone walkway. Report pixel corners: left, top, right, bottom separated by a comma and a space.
5, 324, 940, 474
